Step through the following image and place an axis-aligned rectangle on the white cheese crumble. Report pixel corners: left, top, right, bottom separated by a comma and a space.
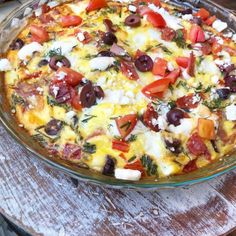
18, 42, 43, 61
215, 36, 224, 45
128, 5, 137, 12
108, 120, 121, 137
192, 93, 201, 104
167, 61, 175, 71
156, 116, 168, 130
223, 32, 233, 38
211, 75, 220, 84
57, 71, 67, 80
0, 59, 12, 71
35, 8, 42, 17
56, 61, 63, 68
233, 34, 236, 43
90, 57, 116, 71
115, 168, 141, 181
77, 32, 85, 42
47, 1, 59, 8
225, 104, 236, 121
212, 19, 228, 32
65, 111, 77, 125
210, 88, 219, 100
182, 14, 193, 21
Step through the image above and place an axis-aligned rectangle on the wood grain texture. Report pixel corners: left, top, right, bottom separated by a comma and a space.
1, 122, 236, 236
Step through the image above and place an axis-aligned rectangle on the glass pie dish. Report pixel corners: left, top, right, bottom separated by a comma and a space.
0, 0, 236, 190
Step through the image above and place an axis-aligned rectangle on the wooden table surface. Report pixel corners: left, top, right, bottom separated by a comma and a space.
1, 1, 236, 236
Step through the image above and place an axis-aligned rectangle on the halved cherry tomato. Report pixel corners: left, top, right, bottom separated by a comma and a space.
138, 6, 152, 16
176, 57, 189, 68
205, 15, 216, 26
86, 0, 107, 12
71, 94, 82, 111
41, 4, 50, 14
176, 93, 200, 109
189, 25, 205, 44
145, 11, 166, 28
30, 25, 49, 43
183, 160, 198, 173
39, 14, 54, 24
187, 133, 211, 159
60, 15, 82, 27
57, 67, 83, 87
194, 8, 210, 20
143, 103, 159, 132
165, 67, 181, 84
112, 140, 130, 153
115, 114, 138, 139
197, 118, 215, 140
187, 52, 195, 77
120, 61, 139, 80
142, 79, 171, 99
212, 41, 222, 55
125, 159, 145, 176
152, 57, 168, 76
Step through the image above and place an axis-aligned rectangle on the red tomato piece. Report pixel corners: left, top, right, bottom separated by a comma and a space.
200, 42, 212, 55
120, 61, 139, 80
176, 93, 200, 109
86, 0, 107, 12
189, 25, 205, 44
57, 67, 83, 87
138, 6, 152, 16
152, 57, 168, 76
115, 114, 138, 139
161, 27, 176, 41
39, 14, 54, 24
183, 160, 198, 173
142, 79, 171, 99
195, 8, 210, 20
60, 15, 82, 27
176, 57, 189, 68
187, 52, 195, 77
165, 68, 181, 84
30, 25, 49, 43
145, 11, 166, 28
212, 41, 222, 55
112, 140, 130, 153
41, 4, 50, 13
187, 133, 211, 159
71, 94, 82, 111
63, 143, 81, 159
143, 103, 160, 132
125, 159, 145, 176
205, 15, 216, 26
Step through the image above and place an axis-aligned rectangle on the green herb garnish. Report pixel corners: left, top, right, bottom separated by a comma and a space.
32, 134, 48, 147
128, 155, 137, 163
83, 142, 96, 154
120, 121, 131, 131
127, 134, 137, 142
203, 98, 229, 110
45, 47, 62, 58
141, 154, 158, 176
174, 29, 187, 48
11, 94, 26, 109
47, 96, 70, 111
156, 43, 172, 55
176, 80, 190, 90
81, 114, 97, 123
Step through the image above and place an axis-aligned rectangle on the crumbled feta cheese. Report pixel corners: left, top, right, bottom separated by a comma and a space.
233, 34, 236, 43
128, 5, 137, 12
212, 19, 227, 32
127, 121, 149, 137
167, 61, 175, 71
18, 42, 43, 61
36, 87, 44, 94
204, 31, 212, 40
223, 32, 233, 38
56, 61, 63, 68
182, 14, 193, 21
23, 7, 32, 16
52, 85, 59, 97
65, 111, 77, 125
199, 58, 221, 75
77, 32, 85, 42
211, 75, 219, 84
230, 95, 236, 102
115, 168, 141, 181
0, 59, 12, 71
57, 71, 67, 80
182, 69, 192, 79
49, 39, 78, 56
108, 120, 121, 137
225, 104, 236, 121
215, 51, 231, 67
156, 116, 168, 130
90, 57, 116, 71
192, 104, 211, 118
210, 88, 219, 100
35, 8, 42, 17
47, 1, 59, 8
215, 36, 224, 45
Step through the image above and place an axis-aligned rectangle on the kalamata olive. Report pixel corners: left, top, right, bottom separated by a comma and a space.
49, 81, 71, 104
94, 86, 105, 99
224, 75, 236, 93
166, 108, 184, 126
102, 155, 116, 176
44, 119, 63, 136
10, 38, 24, 50
192, 16, 202, 26
79, 82, 96, 108
49, 55, 71, 71
179, 8, 193, 15
211, 140, 219, 153
103, 19, 117, 32
38, 59, 49, 67
216, 88, 230, 100
124, 14, 141, 27
165, 139, 182, 154
102, 32, 117, 45
135, 55, 153, 72
97, 50, 114, 57
218, 64, 235, 76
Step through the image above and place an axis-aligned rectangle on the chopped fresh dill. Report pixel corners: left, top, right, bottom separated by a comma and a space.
174, 29, 187, 48
45, 47, 62, 58
128, 155, 137, 163
141, 154, 158, 176
81, 114, 97, 123
83, 142, 96, 154
156, 43, 172, 55
127, 134, 137, 142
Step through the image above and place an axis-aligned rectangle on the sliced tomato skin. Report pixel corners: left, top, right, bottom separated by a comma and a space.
187, 133, 211, 159
205, 15, 216, 26
189, 25, 205, 44
212, 41, 223, 55
57, 67, 83, 87
183, 159, 198, 173
187, 52, 196, 77
115, 114, 138, 139
30, 25, 49, 43
194, 8, 210, 20
152, 57, 168, 76
86, 0, 107, 12
71, 94, 82, 110
176, 93, 200, 109
165, 68, 181, 84
143, 103, 160, 132
60, 15, 82, 27
125, 159, 145, 176
120, 61, 139, 80
176, 57, 189, 68
142, 79, 171, 99
112, 140, 130, 152
145, 11, 166, 28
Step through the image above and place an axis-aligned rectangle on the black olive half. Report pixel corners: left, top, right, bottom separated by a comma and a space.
49, 55, 71, 71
